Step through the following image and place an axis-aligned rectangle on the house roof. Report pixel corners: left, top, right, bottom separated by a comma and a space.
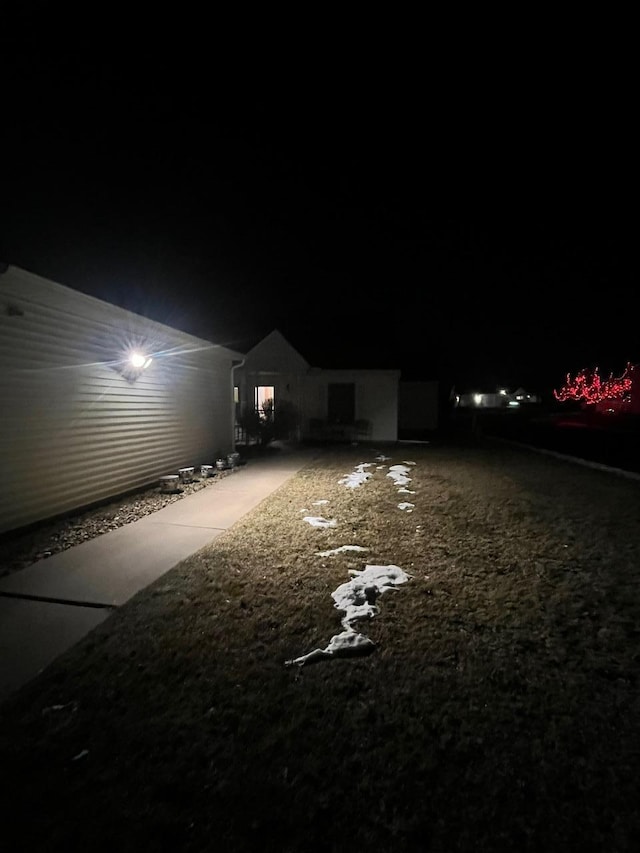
242, 329, 311, 372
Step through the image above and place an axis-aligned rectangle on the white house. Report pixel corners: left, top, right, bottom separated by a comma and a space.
455, 386, 541, 409
233, 329, 435, 444
0, 265, 243, 535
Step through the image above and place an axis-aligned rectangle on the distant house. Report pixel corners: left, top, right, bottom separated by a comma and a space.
0, 265, 243, 535
455, 386, 540, 409
233, 329, 439, 444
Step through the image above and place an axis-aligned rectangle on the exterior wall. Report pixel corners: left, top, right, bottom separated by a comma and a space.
233, 331, 402, 444
233, 330, 310, 441
304, 369, 400, 442
235, 369, 307, 440
0, 265, 240, 534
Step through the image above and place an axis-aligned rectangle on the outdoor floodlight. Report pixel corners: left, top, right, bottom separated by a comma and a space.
130, 352, 152, 369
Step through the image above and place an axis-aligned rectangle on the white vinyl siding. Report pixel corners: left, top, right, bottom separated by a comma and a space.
304, 369, 400, 442
0, 266, 240, 534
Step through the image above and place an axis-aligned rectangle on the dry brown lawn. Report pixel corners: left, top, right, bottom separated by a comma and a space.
1, 441, 639, 852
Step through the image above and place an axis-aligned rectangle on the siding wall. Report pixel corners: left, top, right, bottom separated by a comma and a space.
237, 370, 307, 440
0, 266, 239, 534
231, 331, 402, 445
304, 369, 401, 442
234, 330, 311, 441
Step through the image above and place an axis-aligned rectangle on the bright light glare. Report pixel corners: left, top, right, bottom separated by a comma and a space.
130, 353, 151, 369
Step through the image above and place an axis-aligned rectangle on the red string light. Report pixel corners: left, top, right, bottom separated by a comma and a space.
553, 363, 635, 405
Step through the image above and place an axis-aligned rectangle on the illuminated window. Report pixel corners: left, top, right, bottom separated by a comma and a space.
255, 386, 275, 419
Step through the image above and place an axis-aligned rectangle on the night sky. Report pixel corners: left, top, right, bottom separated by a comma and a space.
2, 14, 637, 395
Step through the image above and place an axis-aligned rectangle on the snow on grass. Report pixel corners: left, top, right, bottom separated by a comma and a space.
288, 453, 419, 666
338, 462, 374, 488
316, 545, 368, 557
386, 463, 413, 488
303, 516, 337, 528
284, 564, 411, 667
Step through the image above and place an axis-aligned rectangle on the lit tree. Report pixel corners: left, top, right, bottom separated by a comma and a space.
553, 362, 635, 405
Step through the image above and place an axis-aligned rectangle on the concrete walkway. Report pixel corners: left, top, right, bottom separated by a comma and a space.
0, 445, 320, 704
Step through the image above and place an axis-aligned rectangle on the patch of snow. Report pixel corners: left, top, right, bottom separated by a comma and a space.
285, 632, 375, 666
316, 545, 368, 556
287, 454, 419, 668
386, 464, 412, 487
303, 516, 337, 528
285, 565, 410, 667
339, 462, 374, 488
333, 565, 411, 628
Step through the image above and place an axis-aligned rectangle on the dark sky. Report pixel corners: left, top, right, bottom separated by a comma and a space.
2, 12, 637, 393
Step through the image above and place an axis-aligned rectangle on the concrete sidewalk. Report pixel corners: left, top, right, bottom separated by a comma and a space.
0, 445, 320, 704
